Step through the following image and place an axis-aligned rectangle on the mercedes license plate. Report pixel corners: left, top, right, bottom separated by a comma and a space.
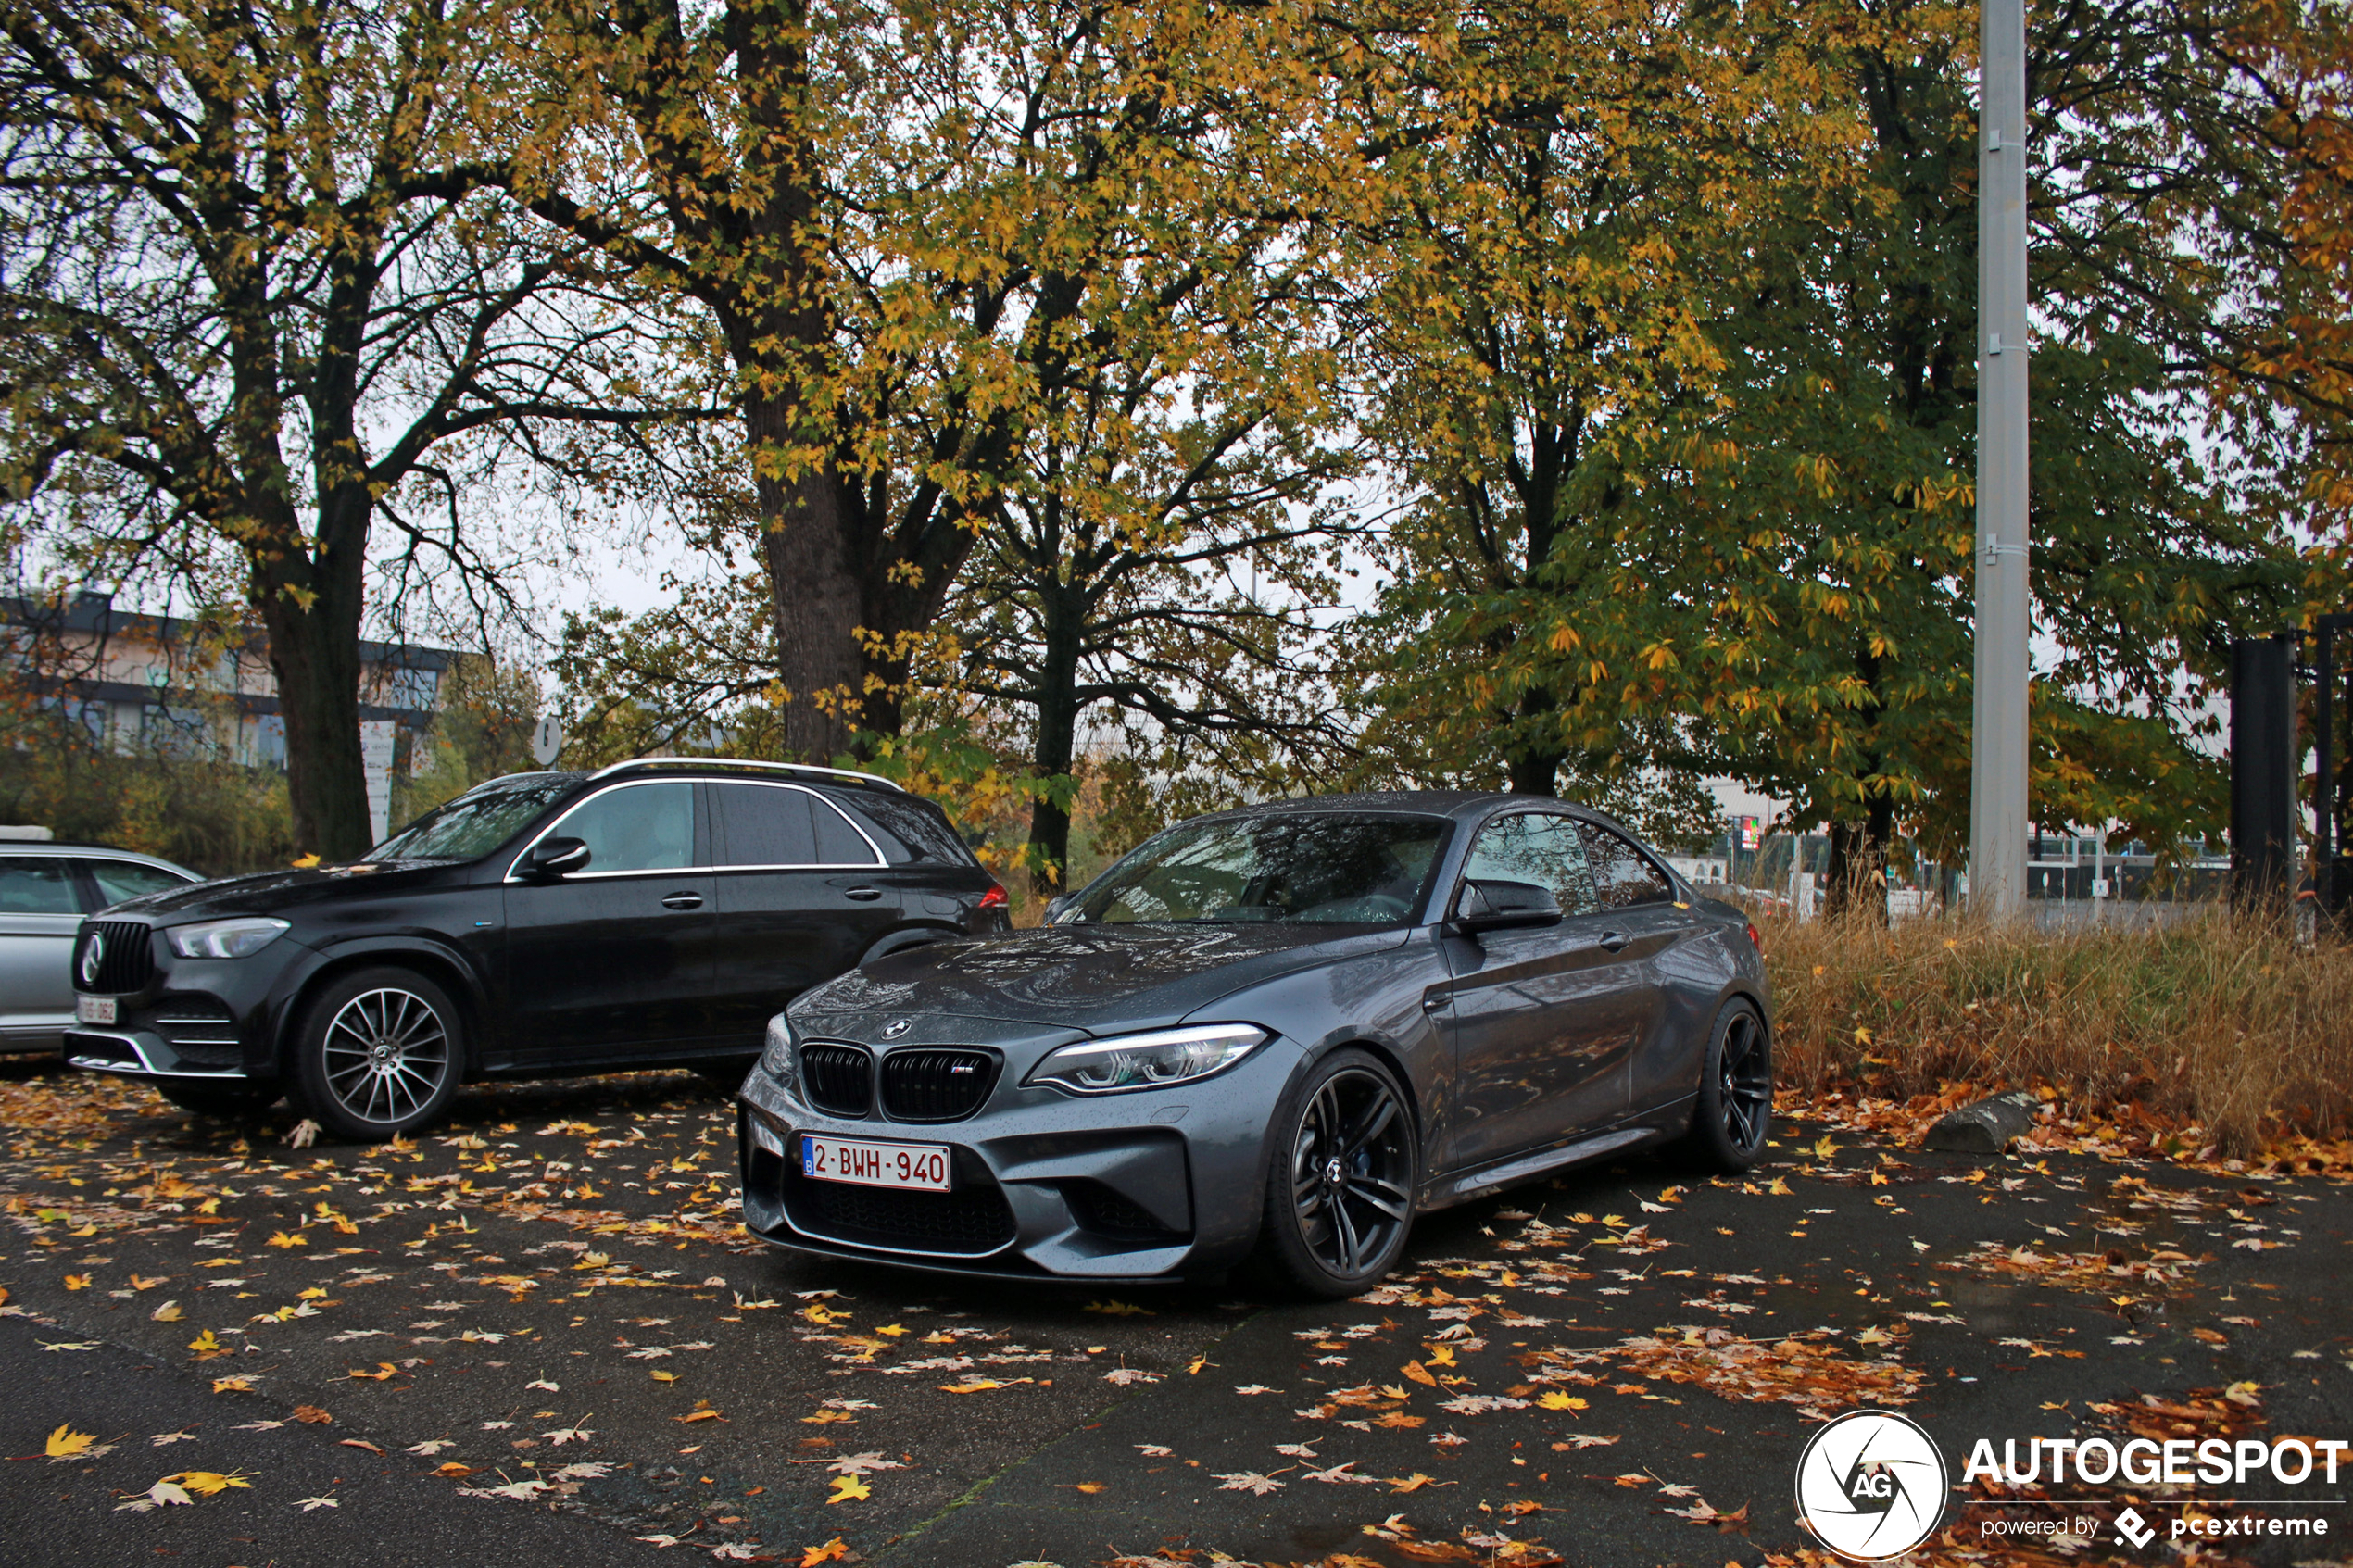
799, 1134, 950, 1192
75, 996, 116, 1025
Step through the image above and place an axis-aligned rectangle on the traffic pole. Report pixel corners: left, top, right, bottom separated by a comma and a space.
1969, 0, 2030, 921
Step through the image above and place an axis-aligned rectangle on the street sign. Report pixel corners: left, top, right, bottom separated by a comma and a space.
530, 715, 564, 765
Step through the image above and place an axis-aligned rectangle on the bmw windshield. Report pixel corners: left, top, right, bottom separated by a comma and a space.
1065, 813, 1448, 926
365, 774, 581, 862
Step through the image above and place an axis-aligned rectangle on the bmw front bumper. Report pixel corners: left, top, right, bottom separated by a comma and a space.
735, 1026, 1305, 1283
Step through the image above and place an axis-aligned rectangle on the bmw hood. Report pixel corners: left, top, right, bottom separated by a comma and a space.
793, 922, 1412, 1034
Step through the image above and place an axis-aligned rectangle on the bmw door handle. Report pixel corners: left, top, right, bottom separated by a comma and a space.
843, 887, 884, 903
1598, 930, 1632, 952
661, 891, 704, 910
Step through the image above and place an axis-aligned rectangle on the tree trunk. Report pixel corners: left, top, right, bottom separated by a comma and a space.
1506, 687, 1564, 794
1026, 585, 1085, 901
258, 593, 370, 859
1821, 793, 1895, 924
745, 392, 862, 762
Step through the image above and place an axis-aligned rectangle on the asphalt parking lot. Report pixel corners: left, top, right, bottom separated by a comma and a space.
1, 1061, 2347, 1568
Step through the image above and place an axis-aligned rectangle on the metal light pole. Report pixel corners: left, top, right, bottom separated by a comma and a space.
1969, 0, 2031, 920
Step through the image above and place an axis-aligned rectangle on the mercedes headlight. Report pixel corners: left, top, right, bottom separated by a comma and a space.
165, 917, 290, 960
761, 1013, 797, 1087
1025, 1023, 1268, 1095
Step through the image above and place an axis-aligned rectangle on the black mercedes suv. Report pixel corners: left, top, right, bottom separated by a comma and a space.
63, 759, 1010, 1138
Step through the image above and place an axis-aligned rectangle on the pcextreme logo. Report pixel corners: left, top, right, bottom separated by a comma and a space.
1795, 1410, 1949, 1561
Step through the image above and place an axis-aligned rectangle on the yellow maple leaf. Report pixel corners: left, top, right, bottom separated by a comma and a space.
1424, 1345, 1456, 1368
826, 1474, 870, 1505
130, 1274, 166, 1291
1538, 1392, 1587, 1411
875, 1323, 907, 1337
1401, 1361, 1438, 1387
801, 1538, 851, 1565
799, 1410, 854, 1424
63, 1273, 90, 1291
940, 1380, 1002, 1394
1389, 1473, 1445, 1493
266, 1230, 308, 1249
45, 1424, 100, 1459
291, 853, 321, 869
209, 1377, 253, 1394
150, 1300, 182, 1323
186, 1330, 221, 1357
162, 1470, 253, 1496
1083, 1299, 1152, 1316
298, 1286, 328, 1300
649, 1370, 678, 1383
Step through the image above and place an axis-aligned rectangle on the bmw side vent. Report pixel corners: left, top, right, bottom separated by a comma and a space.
799, 1042, 874, 1117
878, 1048, 999, 1122
77, 922, 156, 995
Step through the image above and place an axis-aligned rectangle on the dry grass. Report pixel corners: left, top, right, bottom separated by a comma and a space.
1762, 908, 2353, 1158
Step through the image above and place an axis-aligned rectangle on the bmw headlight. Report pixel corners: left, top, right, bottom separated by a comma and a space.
165, 917, 290, 960
761, 1013, 797, 1086
1025, 1023, 1269, 1095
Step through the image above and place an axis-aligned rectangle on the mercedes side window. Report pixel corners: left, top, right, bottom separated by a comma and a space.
547, 782, 697, 873
0, 857, 78, 914
1460, 814, 1599, 917
1575, 820, 1677, 908
85, 859, 191, 907
711, 784, 881, 869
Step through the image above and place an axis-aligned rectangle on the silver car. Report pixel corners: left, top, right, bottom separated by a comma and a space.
0, 840, 199, 1053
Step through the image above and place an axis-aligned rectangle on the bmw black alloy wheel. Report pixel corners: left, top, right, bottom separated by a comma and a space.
1288, 1066, 1414, 1277
1717, 1006, 1770, 1153
321, 987, 451, 1126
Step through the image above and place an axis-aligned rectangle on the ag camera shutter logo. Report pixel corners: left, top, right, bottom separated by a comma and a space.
1796, 1410, 1949, 1561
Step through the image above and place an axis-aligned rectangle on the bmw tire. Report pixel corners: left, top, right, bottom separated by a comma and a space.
1680, 997, 1772, 1173
1251, 1047, 1418, 1299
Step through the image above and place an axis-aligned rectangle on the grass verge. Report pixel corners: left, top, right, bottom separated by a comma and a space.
1762, 908, 2353, 1160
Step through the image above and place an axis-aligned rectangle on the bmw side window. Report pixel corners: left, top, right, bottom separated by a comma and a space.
1575, 821, 1676, 908
0, 857, 78, 914
1460, 815, 1598, 917
86, 859, 190, 906
547, 782, 697, 873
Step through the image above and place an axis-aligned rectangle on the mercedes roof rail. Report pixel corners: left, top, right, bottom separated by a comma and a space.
588, 757, 907, 793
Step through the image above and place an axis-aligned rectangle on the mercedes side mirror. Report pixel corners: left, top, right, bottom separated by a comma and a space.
1452, 878, 1562, 934
522, 836, 591, 879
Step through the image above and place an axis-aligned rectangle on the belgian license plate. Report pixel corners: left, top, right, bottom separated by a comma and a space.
76, 996, 116, 1025
800, 1134, 950, 1192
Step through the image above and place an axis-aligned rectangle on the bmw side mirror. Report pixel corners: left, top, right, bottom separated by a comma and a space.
1044, 893, 1074, 924
522, 836, 590, 879
1452, 878, 1562, 934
